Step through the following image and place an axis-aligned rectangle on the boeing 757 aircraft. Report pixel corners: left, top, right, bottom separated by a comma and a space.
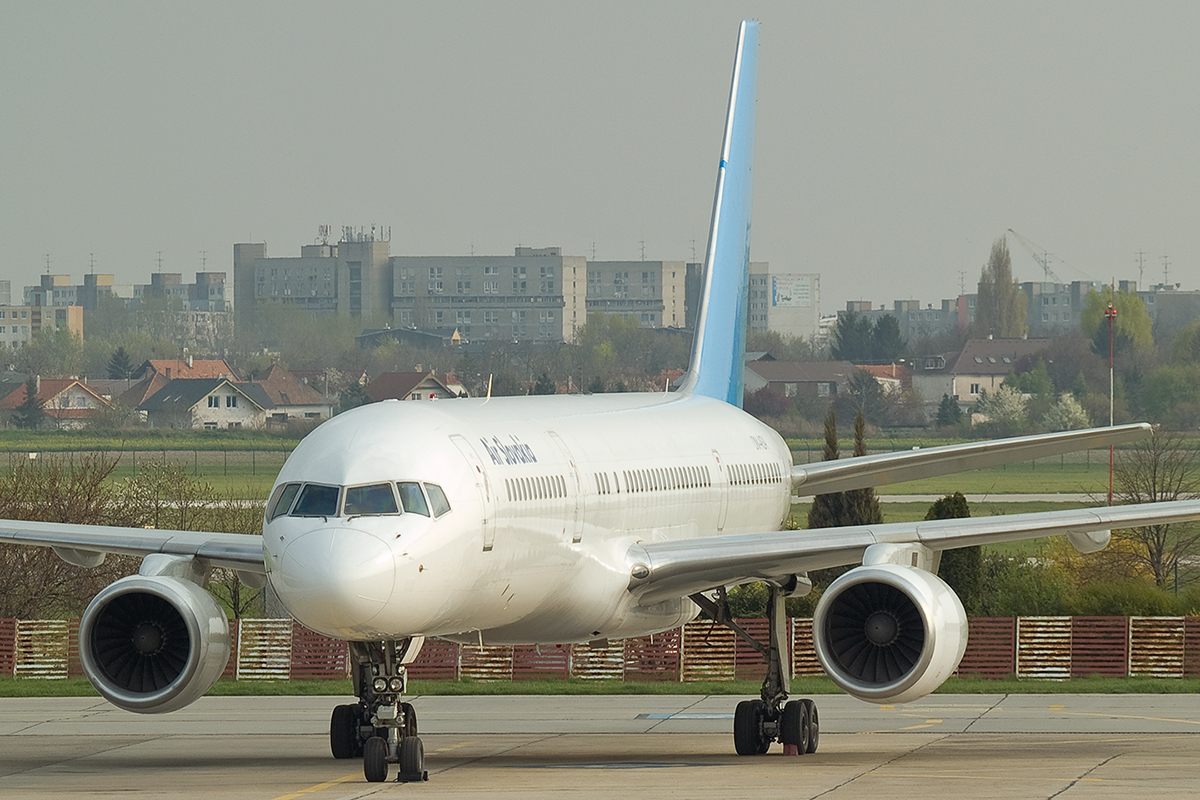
4, 19, 1200, 783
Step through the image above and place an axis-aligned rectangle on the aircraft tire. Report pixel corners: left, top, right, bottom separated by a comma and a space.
330, 704, 359, 759
780, 700, 811, 754
363, 737, 388, 783
733, 700, 767, 755
802, 699, 819, 754
399, 735, 425, 779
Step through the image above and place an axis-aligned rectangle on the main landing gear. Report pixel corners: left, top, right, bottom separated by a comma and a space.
331, 639, 428, 783
691, 583, 819, 757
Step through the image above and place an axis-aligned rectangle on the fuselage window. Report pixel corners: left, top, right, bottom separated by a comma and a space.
425, 483, 451, 516
268, 482, 302, 521
344, 483, 399, 516
397, 481, 430, 516
291, 483, 340, 517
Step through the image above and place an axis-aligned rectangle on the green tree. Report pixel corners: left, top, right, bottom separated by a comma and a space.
337, 381, 373, 414
806, 407, 845, 529
936, 394, 963, 428
843, 411, 883, 525
870, 315, 907, 362
1080, 287, 1153, 357
973, 238, 1027, 338
1042, 394, 1091, 431
107, 346, 134, 379
12, 377, 45, 430
926, 493, 982, 615
532, 372, 556, 395
830, 311, 873, 363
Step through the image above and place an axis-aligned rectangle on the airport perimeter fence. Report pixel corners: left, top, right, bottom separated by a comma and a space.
4, 616, 1200, 682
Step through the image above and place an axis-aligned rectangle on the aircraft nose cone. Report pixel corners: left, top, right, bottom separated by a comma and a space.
273, 528, 395, 636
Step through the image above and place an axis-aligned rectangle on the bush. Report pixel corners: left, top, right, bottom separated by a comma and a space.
1076, 580, 1176, 616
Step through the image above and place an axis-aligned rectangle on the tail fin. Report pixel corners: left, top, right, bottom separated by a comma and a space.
676, 20, 759, 407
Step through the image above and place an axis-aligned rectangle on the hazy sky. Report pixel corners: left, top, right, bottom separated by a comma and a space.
4, 1, 1200, 314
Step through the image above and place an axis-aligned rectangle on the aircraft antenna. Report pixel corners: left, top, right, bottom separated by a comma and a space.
486, 374, 493, 401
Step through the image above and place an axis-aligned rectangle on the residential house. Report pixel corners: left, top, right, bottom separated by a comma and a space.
911, 338, 1049, 409
744, 361, 861, 400
366, 372, 458, 402
138, 378, 273, 430
1, 377, 109, 429
255, 364, 334, 425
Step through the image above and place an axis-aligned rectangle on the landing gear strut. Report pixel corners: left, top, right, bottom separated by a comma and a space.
691, 583, 819, 756
331, 638, 429, 782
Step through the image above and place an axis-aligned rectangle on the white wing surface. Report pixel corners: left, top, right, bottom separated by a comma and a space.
626, 498, 1200, 603
0, 519, 265, 572
791, 423, 1150, 496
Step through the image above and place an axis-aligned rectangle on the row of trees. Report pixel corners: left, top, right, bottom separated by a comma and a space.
0, 455, 264, 619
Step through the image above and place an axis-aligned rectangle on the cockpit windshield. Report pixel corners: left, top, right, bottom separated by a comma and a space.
267, 480, 450, 521
344, 483, 400, 516
291, 483, 341, 517
397, 482, 429, 516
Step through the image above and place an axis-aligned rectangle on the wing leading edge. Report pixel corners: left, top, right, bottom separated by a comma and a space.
626, 498, 1200, 604
0, 519, 266, 573
792, 423, 1151, 496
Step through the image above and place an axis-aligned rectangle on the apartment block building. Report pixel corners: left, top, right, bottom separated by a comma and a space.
748, 263, 819, 340
391, 246, 586, 342
586, 259, 685, 328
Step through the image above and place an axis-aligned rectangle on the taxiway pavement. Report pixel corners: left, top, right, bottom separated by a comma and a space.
3, 693, 1199, 798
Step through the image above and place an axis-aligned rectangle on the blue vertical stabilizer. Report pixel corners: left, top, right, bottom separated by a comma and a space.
676, 20, 759, 408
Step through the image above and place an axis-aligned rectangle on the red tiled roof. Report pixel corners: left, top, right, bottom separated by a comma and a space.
137, 359, 239, 381
256, 364, 329, 407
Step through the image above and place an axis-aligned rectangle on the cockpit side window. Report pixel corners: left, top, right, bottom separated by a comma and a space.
267, 482, 302, 521
291, 483, 341, 517
344, 483, 400, 516
424, 483, 451, 517
397, 481, 430, 516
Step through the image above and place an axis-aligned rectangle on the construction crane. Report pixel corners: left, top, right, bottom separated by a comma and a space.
1006, 228, 1063, 283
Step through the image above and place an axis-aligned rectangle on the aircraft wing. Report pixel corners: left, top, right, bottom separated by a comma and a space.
791, 423, 1150, 497
0, 519, 266, 573
625, 498, 1200, 604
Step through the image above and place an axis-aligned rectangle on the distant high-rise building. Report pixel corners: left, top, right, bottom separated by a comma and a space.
586, 259, 685, 329
748, 263, 819, 340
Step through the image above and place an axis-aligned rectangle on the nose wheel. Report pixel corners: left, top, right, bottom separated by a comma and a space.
334, 639, 430, 782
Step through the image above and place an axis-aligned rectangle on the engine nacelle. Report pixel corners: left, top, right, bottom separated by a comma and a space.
812, 564, 967, 704
79, 575, 231, 714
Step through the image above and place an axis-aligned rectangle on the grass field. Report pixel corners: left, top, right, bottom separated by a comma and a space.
6, 675, 1200, 697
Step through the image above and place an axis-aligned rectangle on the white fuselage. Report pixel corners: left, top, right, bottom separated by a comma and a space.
263, 392, 792, 645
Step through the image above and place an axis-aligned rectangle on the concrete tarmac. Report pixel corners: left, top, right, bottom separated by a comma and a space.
3, 693, 1200, 799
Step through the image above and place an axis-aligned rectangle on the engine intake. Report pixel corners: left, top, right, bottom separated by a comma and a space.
79, 575, 231, 714
813, 564, 967, 704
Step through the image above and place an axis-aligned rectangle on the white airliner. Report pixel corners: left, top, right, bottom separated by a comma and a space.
4, 19, 1200, 784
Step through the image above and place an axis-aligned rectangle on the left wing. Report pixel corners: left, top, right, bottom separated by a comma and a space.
0, 519, 266, 573
626, 499, 1200, 603
791, 423, 1150, 497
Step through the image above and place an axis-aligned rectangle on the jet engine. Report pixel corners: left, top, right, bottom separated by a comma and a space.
78, 575, 231, 714
812, 564, 967, 704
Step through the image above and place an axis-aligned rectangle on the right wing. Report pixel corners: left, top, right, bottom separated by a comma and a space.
791, 423, 1150, 497
627, 497, 1200, 603
0, 519, 265, 573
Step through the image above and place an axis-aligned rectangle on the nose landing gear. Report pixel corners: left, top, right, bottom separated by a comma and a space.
331, 639, 429, 782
